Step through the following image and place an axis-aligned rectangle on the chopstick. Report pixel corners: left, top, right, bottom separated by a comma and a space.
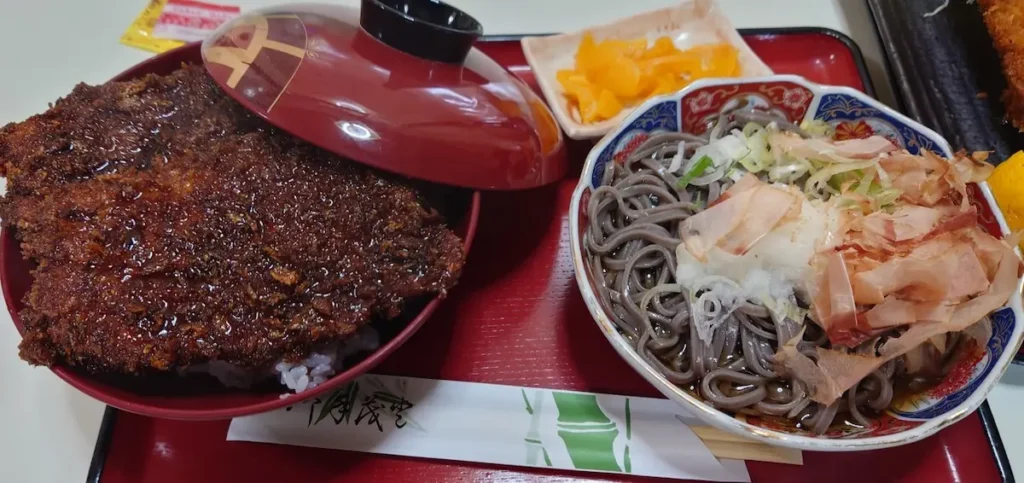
691, 426, 804, 465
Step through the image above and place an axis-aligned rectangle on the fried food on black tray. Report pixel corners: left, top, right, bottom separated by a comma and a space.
0, 65, 465, 374
979, 0, 1024, 130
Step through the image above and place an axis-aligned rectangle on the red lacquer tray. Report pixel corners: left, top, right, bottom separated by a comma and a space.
87, 29, 1012, 483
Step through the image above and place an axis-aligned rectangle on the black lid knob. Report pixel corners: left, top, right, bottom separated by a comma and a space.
359, 0, 483, 64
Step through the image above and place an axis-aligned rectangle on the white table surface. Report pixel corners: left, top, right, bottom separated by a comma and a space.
0, 1, 1019, 482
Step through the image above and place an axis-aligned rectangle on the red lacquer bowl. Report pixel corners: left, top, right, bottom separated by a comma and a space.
1, 43, 482, 420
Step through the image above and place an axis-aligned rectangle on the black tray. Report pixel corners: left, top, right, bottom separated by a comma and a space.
867, 0, 1022, 162
867, 1, 1017, 481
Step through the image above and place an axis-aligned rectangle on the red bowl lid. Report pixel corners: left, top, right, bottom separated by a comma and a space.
200, 0, 567, 190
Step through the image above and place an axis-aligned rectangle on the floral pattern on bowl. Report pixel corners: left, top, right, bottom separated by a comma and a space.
568, 74, 1024, 450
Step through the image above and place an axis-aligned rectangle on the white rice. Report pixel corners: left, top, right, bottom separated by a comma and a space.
199, 326, 381, 393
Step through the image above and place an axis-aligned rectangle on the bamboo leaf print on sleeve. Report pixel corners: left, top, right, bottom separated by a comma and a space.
229, 375, 752, 482
624, 398, 632, 473
522, 389, 550, 466
521, 389, 534, 415
551, 392, 622, 472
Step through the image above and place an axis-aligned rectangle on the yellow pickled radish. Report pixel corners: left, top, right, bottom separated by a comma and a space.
557, 71, 592, 99
576, 87, 600, 123
649, 75, 679, 96
702, 45, 740, 77
596, 89, 623, 119
560, 31, 743, 124
642, 36, 681, 59
556, 69, 575, 85
594, 56, 644, 98
642, 54, 702, 77
599, 38, 649, 59
575, 33, 604, 76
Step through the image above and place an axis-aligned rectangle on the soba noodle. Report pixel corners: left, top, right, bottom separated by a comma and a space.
584, 108, 921, 433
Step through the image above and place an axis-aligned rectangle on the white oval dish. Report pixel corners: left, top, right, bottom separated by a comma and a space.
521, 0, 772, 141
567, 74, 1024, 450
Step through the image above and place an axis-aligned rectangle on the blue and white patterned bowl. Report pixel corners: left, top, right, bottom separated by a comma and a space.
567, 75, 1024, 450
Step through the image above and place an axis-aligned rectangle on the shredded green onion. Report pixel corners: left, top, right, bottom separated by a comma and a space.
799, 120, 834, 137
855, 170, 876, 195
738, 123, 773, 172
677, 155, 714, 189
704, 120, 900, 206
872, 187, 903, 207
804, 160, 877, 199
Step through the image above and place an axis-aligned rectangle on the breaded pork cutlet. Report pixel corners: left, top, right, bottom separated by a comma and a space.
0, 66, 465, 374
979, 0, 1024, 130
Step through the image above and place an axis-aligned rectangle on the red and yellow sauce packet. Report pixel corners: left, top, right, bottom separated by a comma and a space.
121, 0, 240, 54
121, 0, 186, 54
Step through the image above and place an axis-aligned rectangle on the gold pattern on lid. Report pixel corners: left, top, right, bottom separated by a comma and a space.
204, 14, 308, 111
